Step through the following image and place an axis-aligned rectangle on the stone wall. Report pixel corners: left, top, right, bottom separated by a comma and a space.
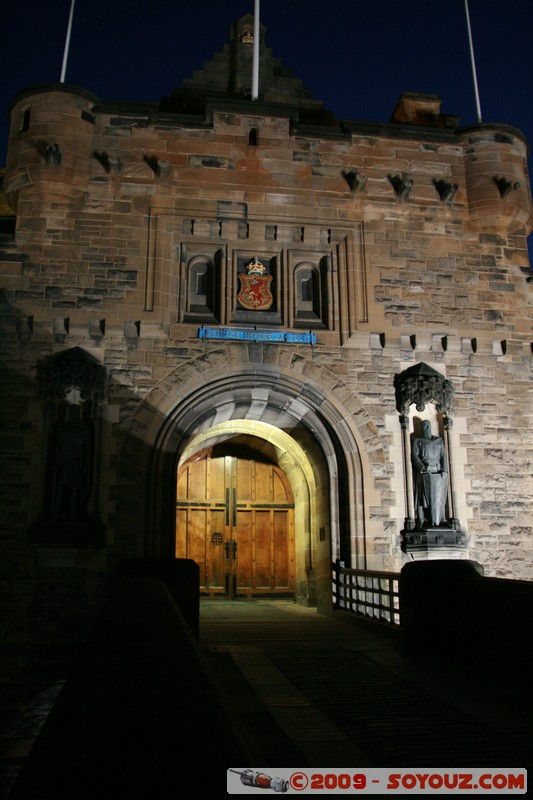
1, 81, 532, 651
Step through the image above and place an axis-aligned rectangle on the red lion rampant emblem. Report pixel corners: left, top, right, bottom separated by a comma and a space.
237, 257, 273, 311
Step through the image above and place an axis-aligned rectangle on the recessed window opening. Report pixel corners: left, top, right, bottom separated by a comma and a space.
301, 277, 312, 302
21, 108, 31, 132
196, 272, 206, 295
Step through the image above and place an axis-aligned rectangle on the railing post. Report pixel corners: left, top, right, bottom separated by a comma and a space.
333, 558, 344, 609
333, 566, 401, 626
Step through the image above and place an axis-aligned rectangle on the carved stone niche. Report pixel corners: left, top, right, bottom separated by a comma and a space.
394, 363, 466, 558
33, 347, 106, 546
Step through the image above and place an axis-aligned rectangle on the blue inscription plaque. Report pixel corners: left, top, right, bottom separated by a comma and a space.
198, 327, 316, 345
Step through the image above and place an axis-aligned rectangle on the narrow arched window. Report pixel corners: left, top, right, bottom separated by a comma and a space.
21, 108, 31, 132
294, 263, 326, 328
185, 257, 219, 321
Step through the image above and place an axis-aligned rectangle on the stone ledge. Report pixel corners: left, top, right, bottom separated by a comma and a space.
8, 576, 257, 798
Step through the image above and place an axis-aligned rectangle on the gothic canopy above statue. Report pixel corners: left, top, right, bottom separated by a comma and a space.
394, 363, 454, 416
43, 347, 106, 401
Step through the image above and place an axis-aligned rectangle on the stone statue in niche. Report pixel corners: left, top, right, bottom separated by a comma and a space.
411, 420, 448, 528
50, 404, 92, 522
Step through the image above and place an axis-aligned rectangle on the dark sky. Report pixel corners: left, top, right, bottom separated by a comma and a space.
2, 0, 532, 253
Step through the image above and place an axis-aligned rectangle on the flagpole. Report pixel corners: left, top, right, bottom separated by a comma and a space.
60, 0, 76, 83
252, 0, 260, 100
464, 0, 482, 123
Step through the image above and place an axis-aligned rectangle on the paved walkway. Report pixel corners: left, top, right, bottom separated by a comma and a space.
2, 595, 530, 798
200, 599, 532, 771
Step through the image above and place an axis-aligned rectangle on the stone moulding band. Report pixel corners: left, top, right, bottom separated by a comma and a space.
198, 326, 317, 345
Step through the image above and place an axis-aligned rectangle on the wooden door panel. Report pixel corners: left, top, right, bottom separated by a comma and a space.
210, 456, 226, 500
274, 510, 290, 587
236, 457, 253, 500
235, 510, 252, 590
253, 510, 272, 589
175, 508, 187, 559
188, 508, 208, 587
176, 450, 294, 597
188, 457, 207, 498
273, 469, 288, 503
207, 509, 226, 590
176, 468, 189, 502
254, 461, 271, 503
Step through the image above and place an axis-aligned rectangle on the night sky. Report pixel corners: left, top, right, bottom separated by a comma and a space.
2, 0, 532, 252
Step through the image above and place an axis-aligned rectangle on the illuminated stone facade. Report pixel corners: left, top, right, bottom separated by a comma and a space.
1, 15, 532, 631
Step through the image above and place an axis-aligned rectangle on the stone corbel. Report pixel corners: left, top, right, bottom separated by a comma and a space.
389, 173, 413, 200
144, 155, 171, 177
41, 143, 62, 165
93, 151, 121, 173
433, 179, 459, 202
341, 169, 367, 193
494, 177, 520, 198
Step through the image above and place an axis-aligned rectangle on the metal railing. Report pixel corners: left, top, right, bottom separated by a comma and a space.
333, 561, 401, 626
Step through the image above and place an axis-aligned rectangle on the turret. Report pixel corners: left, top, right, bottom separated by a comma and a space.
461, 124, 533, 232
4, 84, 99, 210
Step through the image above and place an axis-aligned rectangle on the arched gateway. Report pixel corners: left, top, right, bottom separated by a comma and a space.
118, 350, 380, 613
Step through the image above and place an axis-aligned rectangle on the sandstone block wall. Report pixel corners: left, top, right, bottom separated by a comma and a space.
1, 84, 532, 644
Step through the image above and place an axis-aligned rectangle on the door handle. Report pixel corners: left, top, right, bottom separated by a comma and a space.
225, 540, 231, 559
231, 540, 237, 559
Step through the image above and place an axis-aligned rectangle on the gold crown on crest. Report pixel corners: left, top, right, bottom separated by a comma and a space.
246, 256, 266, 274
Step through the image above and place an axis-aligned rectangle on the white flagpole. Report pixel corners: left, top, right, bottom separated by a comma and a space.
60, 0, 76, 83
252, 0, 260, 100
464, 0, 482, 123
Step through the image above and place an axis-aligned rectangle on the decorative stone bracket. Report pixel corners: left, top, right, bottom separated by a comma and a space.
494, 176, 521, 198
433, 179, 459, 202
389, 173, 414, 200
341, 169, 367, 193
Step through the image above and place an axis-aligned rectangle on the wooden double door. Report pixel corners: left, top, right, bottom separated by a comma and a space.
176, 447, 295, 597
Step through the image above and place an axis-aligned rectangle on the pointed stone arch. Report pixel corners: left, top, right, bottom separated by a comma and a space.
114, 346, 385, 608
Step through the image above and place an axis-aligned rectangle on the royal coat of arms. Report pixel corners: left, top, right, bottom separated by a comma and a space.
237, 257, 273, 311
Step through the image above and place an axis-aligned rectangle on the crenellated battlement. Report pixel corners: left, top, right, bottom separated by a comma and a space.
5, 85, 532, 241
